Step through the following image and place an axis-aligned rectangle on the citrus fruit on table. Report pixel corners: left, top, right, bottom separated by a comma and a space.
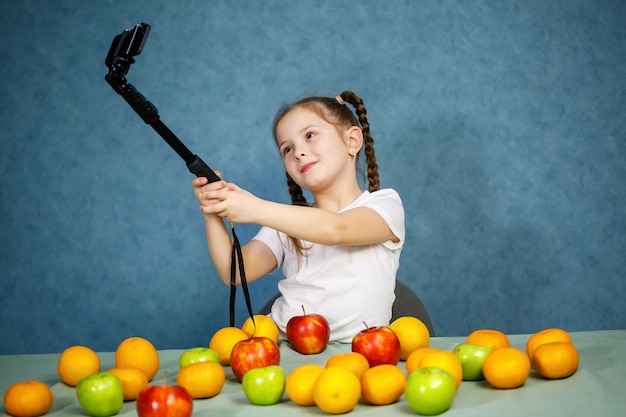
209, 326, 248, 365
532, 341, 579, 379
325, 351, 370, 379
526, 328, 573, 361
3, 380, 53, 417
405, 347, 440, 375
57, 345, 101, 386
107, 367, 149, 401
465, 329, 510, 350
390, 316, 430, 360
313, 366, 361, 414
416, 349, 463, 388
241, 314, 280, 343
483, 347, 531, 389
286, 364, 325, 406
361, 364, 407, 405
115, 336, 160, 381
176, 361, 226, 399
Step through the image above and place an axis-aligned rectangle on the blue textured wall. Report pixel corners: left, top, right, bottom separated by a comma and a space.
1, 1, 624, 354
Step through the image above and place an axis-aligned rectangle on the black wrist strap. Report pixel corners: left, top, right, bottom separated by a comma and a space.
229, 222, 256, 330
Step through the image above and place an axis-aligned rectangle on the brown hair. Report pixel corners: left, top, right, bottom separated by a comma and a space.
272, 91, 380, 254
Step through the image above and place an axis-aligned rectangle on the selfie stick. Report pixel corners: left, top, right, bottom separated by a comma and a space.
104, 23, 255, 328
104, 22, 220, 183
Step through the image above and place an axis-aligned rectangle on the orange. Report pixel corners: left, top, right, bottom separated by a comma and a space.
57, 345, 101, 386
405, 347, 440, 375
115, 337, 160, 381
483, 347, 531, 389
361, 364, 407, 405
3, 381, 53, 417
417, 350, 463, 388
532, 341, 579, 379
285, 364, 325, 406
389, 316, 430, 360
325, 351, 370, 379
209, 326, 249, 365
526, 328, 573, 361
107, 367, 149, 400
241, 314, 280, 344
465, 329, 510, 351
313, 366, 361, 414
176, 361, 226, 399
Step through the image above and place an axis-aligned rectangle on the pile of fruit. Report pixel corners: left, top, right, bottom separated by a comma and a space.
2, 310, 580, 417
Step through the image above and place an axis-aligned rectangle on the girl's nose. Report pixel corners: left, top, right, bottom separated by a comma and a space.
294, 147, 306, 159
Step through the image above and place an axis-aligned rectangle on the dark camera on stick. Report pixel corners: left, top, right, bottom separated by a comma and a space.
105, 23, 150, 83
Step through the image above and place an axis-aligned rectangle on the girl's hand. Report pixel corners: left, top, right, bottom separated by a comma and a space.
199, 182, 263, 224
192, 172, 228, 214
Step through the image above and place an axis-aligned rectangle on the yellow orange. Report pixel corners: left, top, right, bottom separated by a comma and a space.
313, 366, 361, 414
405, 347, 440, 375
390, 316, 430, 360
241, 314, 280, 344
3, 381, 53, 417
107, 367, 149, 401
417, 350, 463, 388
325, 351, 370, 379
465, 329, 510, 351
526, 328, 573, 361
361, 364, 407, 405
285, 364, 325, 406
57, 345, 101, 386
532, 341, 579, 379
209, 326, 249, 365
176, 361, 226, 399
483, 347, 531, 389
115, 337, 160, 381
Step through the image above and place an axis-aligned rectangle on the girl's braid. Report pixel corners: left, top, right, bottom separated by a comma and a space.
339, 91, 380, 192
286, 173, 308, 206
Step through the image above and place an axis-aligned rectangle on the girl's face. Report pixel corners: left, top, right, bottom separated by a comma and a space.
275, 107, 358, 192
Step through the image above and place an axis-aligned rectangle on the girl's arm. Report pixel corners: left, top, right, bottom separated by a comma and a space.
193, 177, 278, 285
201, 183, 399, 246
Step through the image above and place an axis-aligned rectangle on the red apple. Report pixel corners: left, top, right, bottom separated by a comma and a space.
352, 323, 401, 367
230, 336, 281, 381
136, 385, 192, 417
286, 306, 330, 354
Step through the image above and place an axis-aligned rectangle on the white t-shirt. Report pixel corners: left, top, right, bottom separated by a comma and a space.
252, 189, 405, 343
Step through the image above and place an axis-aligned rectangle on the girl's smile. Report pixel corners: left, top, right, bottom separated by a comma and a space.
300, 161, 317, 173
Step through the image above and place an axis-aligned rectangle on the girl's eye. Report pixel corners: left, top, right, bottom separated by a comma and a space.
281, 146, 292, 156
305, 131, 314, 140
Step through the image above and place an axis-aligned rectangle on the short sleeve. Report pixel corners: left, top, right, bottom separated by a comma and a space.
357, 189, 405, 250
252, 226, 285, 269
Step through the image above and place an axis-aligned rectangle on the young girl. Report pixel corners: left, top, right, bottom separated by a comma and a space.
192, 91, 404, 342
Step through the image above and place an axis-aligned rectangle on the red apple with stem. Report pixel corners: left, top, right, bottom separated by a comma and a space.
286, 305, 330, 354
136, 383, 192, 417
230, 336, 281, 381
352, 322, 401, 367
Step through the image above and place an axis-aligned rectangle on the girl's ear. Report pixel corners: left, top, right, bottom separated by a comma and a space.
345, 126, 363, 156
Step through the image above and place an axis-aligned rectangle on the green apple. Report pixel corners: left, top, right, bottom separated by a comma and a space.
179, 347, 220, 369
241, 365, 286, 405
452, 343, 492, 381
76, 371, 124, 417
405, 367, 456, 415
